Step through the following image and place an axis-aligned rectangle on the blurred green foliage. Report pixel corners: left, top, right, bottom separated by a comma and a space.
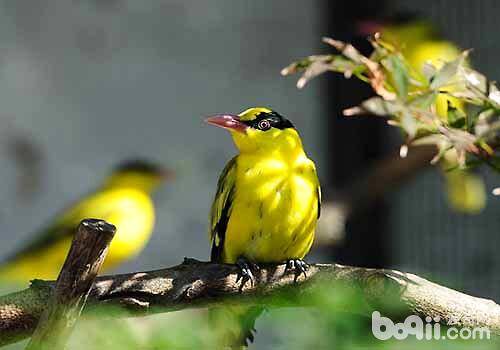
1, 279, 497, 349
66, 284, 500, 349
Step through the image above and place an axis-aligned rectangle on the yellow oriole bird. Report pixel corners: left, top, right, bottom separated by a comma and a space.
206, 107, 321, 347
359, 17, 486, 213
0, 160, 171, 283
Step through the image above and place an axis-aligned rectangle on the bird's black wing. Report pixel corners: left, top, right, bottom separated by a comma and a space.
317, 185, 321, 219
209, 156, 237, 263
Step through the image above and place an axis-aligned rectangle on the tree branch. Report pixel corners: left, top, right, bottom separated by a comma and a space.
25, 219, 116, 350
0, 259, 498, 347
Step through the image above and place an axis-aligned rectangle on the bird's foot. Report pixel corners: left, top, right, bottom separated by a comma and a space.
235, 256, 259, 290
285, 259, 309, 282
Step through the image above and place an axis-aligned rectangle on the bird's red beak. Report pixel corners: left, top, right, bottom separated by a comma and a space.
205, 114, 249, 134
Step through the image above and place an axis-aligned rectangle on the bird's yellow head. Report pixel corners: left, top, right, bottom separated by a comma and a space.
205, 107, 303, 154
104, 159, 172, 193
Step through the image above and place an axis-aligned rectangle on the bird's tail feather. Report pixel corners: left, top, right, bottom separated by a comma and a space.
209, 305, 263, 349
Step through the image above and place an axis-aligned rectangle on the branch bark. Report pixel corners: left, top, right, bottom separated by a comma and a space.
0, 259, 498, 347
25, 219, 116, 350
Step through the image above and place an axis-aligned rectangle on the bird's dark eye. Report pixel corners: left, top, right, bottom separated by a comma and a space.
257, 119, 271, 131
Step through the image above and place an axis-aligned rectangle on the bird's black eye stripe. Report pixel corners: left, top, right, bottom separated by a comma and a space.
242, 111, 295, 130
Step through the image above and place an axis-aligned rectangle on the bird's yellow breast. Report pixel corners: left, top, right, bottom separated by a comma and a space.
222, 152, 319, 264
96, 189, 156, 270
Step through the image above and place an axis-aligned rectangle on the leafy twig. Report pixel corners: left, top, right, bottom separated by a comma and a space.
282, 36, 500, 175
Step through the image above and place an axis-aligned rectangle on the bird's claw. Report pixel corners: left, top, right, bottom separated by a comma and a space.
236, 257, 259, 290
285, 259, 309, 282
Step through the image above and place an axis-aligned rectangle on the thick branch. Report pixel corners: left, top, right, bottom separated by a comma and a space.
0, 260, 498, 346
25, 219, 116, 350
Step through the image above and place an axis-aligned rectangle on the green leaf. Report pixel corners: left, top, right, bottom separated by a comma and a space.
383, 55, 409, 99
487, 82, 500, 107
462, 68, 487, 93
422, 62, 437, 82
430, 51, 468, 89
409, 91, 437, 109
447, 102, 466, 129
359, 97, 402, 116
440, 127, 479, 156
475, 108, 500, 141
400, 110, 418, 138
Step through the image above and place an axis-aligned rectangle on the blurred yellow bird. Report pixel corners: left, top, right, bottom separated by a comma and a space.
0, 160, 171, 283
206, 107, 321, 347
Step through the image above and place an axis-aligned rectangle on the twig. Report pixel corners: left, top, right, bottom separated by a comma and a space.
24, 219, 116, 350
0, 259, 498, 347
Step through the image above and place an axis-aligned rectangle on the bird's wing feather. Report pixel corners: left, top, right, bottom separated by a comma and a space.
0, 225, 75, 265
209, 156, 237, 263
1, 191, 119, 264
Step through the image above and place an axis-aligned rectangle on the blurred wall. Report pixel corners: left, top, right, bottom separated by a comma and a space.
0, 0, 326, 273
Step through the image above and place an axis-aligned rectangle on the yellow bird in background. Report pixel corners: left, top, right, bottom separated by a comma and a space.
361, 17, 486, 213
206, 107, 321, 347
0, 160, 171, 283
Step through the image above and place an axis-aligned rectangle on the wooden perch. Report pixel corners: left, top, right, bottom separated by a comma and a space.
25, 219, 116, 350
0, 259, 498, 346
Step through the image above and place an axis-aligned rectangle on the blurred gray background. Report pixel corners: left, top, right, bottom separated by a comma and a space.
0, 0, 325, 274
